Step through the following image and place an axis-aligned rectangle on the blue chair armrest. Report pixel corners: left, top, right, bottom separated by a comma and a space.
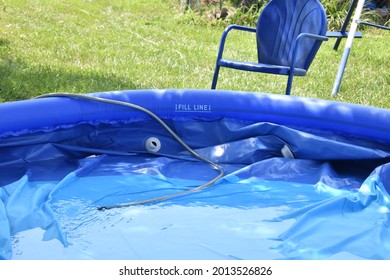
296, 33, 329, 43
223, 24, 257, 34
285, 33, 328, 95
216, 25, 257, 61
290, 33, 328, 72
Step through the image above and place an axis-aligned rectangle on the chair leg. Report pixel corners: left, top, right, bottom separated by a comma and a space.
285, 73, 294, 95
211, 65, 220, 90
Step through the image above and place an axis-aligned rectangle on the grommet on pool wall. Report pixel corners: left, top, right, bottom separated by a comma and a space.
145, 137, 161, 153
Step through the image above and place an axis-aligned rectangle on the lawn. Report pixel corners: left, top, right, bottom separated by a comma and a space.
0, 0, 389, 108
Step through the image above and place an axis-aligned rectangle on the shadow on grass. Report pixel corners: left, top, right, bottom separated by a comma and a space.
0, 53, 137, 102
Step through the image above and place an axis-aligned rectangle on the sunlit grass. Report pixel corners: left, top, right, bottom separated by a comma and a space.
0, 0, 389, 108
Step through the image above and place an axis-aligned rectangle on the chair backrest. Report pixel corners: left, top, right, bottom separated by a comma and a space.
256, 0, 327, 70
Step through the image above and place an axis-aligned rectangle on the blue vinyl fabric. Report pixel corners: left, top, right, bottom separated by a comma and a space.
0, 89, 390, 260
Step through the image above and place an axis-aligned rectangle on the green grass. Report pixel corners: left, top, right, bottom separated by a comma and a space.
0, 0, 389, 108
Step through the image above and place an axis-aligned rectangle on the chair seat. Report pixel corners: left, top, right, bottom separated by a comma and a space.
218, 59, 307, 76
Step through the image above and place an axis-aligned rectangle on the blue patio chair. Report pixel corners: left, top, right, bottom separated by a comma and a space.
211, 0, 328, 95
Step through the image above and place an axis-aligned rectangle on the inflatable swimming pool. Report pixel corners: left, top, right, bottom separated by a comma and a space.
1, 89, 389, 260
